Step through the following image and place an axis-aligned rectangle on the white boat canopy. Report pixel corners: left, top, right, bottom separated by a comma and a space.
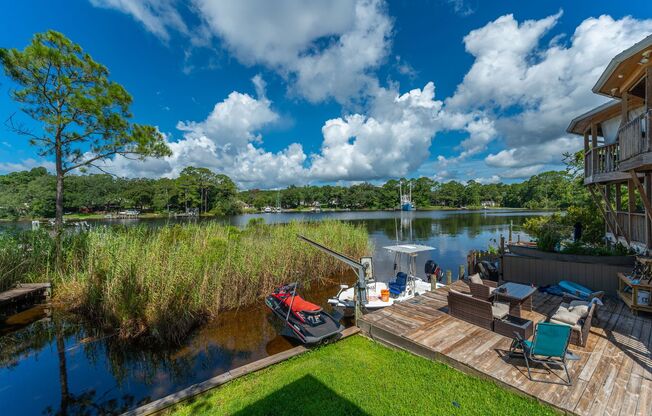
383, 244, 435, 254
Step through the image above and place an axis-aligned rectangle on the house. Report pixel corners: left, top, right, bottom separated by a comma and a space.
567, 34, 652, 253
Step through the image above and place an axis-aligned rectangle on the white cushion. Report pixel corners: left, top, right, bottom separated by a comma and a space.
551, 309, 581, 326
491, 302, 509, 319
550, 318, 581, 331
569, 301, 590, 318
469, 273, 483, 285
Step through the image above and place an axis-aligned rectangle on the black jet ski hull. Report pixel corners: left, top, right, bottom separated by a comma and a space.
265, 295, 344, 344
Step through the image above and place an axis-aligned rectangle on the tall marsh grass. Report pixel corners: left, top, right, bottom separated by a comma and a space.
45, 221, 370, 343
0, 230, 57, 292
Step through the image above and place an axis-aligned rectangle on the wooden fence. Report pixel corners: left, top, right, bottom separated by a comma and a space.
502, 254, 631, 295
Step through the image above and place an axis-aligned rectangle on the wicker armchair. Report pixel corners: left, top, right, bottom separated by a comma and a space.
548, 302, 596, 347
468, 274, 498, 301
562, 291, 603, 325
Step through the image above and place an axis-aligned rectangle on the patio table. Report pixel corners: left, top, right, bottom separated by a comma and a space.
494, 282, 537, 317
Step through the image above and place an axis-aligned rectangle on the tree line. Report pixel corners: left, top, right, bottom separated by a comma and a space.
0, 167, 584, 219
241, 171, 582, 211
0, 166, 239, 219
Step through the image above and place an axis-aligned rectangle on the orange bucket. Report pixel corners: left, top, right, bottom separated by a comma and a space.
380, 289, 390, 302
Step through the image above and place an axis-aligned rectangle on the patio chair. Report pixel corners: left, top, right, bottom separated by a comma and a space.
467, 272, 497, 301
509, 322, 573, 385
389, 272, 408, 296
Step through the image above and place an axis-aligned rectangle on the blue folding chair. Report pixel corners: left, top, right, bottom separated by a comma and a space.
389, 272, 408, 296
509, 322, 574, 385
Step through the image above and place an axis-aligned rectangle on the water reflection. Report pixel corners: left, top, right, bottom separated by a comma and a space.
0, 210, 541, 415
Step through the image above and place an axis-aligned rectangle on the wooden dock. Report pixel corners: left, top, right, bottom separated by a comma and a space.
359, 280, 652, 416
0, 283, 50, 314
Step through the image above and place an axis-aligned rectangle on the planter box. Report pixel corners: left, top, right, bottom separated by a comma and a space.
508, 244, 635, 267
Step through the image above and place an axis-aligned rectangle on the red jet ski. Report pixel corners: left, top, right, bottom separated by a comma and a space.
265, 282, 344, 344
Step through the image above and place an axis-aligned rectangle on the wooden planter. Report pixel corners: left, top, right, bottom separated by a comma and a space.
508, 244, 635, 266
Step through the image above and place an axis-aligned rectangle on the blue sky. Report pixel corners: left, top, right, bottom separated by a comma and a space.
1, 0, 651, 188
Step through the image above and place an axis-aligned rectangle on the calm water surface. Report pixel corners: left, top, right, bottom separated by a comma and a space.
0, 209, 543, 415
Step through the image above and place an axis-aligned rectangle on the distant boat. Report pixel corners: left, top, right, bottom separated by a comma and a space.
263, 206, 272, 213
399, 180, 415, 211
275, 191, 282, 213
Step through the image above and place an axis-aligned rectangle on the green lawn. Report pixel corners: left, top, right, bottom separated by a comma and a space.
165, 336, 555, 416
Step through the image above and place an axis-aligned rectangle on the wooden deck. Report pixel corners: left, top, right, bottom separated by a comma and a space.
0, 283, 50, 313
359, 280, 652, 416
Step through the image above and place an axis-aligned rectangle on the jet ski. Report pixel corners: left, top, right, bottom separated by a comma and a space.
265, 282, 344, 344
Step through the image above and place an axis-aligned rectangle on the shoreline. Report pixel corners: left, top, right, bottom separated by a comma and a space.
1, 206, 544, 223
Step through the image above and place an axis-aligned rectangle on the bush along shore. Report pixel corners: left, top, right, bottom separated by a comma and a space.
1, 221, 371, 344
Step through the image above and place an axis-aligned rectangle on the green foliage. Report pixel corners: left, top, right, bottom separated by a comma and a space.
166, 336, 555, 416
0, 169, 241, 218
560, 241, 632, 256
0, 30, 170, 226
564, 205, 604, 244
41, 221, 371, 343
0, 163, 602, 218
523, 214, 567, 252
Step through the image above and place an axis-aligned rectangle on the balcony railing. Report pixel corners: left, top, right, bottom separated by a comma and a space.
619, 110, 650, 161
584, 110, 651, 179
584, 142, 619, 177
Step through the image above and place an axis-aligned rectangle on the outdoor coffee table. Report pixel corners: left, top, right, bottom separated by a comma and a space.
494, 282, 537, 317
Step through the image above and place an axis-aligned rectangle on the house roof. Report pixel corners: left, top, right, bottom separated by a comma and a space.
593, 34, 652, 98
566, 100, 621, 135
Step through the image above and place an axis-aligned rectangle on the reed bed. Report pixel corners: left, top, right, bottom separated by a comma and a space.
0, 230, 57, 292
50, 221, 370, 343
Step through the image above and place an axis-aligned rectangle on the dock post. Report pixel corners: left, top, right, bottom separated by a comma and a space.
446, 270, 452, 285
458, 265, 465, 280
499, 235, 505, 283
509, 220, 513, 243
354, 286, 360, 327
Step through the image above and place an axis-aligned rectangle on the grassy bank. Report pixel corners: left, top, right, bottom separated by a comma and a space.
165, 336, 555, 416
1, 221, 370, 343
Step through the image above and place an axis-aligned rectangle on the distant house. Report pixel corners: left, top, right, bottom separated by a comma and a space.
566, 34, 652, 253
481, 200, 497, 208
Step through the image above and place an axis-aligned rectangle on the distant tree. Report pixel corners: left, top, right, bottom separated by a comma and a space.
0, 30, 170, 234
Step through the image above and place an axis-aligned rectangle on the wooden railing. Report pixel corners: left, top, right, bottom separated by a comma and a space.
584, 142, 619, 177
619, 110, 651, 161
615, 211, 646, 244
584, 110, 651, 179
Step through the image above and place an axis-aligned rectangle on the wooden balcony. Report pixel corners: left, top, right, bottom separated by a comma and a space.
584, 110, 651, 183
614, 211, 647, 247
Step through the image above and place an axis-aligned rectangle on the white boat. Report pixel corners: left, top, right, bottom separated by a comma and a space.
300, 236, 444, 316
327, 243, 444, 315
263, 206, 272, 213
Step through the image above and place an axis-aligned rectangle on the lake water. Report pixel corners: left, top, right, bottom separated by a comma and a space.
0, 209, 544, 415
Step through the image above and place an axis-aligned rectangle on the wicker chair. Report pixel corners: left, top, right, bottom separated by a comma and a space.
447, 290, 509, 331
562, 291, 603, 325
548, 302, 596, 347
468, 273, 498, 301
